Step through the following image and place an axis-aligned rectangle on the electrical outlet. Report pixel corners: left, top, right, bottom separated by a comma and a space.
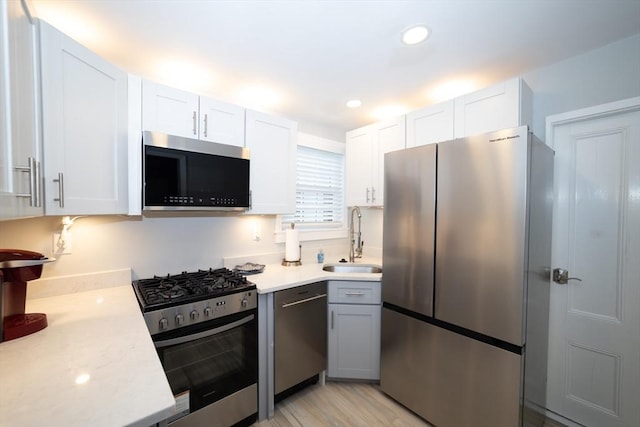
53, 232, 72, 255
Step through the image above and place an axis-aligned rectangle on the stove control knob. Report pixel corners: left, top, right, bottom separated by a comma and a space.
175, 313, 184, 326
204, 307, 212, 317
190, 310, 199, 321
159, 317, 168, 330
241, 298, 248, 308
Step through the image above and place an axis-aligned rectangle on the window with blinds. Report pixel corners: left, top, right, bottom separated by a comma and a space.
281, 145, 344, 230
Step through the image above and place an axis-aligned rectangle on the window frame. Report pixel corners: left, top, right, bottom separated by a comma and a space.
274, 133, 347, 243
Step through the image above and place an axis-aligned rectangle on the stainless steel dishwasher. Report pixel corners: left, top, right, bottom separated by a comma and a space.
274, 281, 327, 397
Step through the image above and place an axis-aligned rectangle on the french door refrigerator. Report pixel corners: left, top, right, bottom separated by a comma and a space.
380, 126, 553, 427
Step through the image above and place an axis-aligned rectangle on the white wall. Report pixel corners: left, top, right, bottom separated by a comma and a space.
297, 118, 346, 142
525, 34, 640, 139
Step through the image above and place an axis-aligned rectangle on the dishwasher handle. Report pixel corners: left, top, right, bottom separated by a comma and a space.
281, 293, 327, 308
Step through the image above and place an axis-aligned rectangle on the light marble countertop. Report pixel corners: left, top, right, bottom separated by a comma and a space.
248, 257, 382, 293
0, 258, 381, 426
0, 285, 175, 427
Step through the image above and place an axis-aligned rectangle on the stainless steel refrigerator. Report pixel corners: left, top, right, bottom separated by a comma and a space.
380, 126, 553, 427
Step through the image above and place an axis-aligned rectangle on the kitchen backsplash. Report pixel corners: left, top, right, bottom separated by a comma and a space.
0, 209, 383, 281
27, 268, 131, 299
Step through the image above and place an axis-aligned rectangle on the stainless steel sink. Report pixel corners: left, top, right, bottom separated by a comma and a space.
322, 263, 382, 274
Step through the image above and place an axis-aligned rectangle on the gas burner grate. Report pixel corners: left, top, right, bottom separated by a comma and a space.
133, 267, 254, 310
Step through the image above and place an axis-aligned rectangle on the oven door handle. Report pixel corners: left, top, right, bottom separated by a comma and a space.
154, 314, 255, 348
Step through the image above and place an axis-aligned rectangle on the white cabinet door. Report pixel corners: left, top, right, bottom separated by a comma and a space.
127, 74, 142, 215
142, 81, 245, 146
406, 100, 454, 148
199, 97, 245, 146
454, 77, 532, 138
346, 116, 405, 207
328, 303, 381, 380
142, 80, 199, 139
40, 21, 128, 215
345, 125, 374, 206
0, 0, 42, 219
373, 116, 405, 206
245, 109, 297, 214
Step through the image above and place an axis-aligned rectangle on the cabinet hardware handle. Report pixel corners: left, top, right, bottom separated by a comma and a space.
366, 188, 370, 203
203, 114, 208, 137
331, 310, 334, 329
34, 159, 41, 207
192, 111, 197, 135
14, 157, 40, 207
371, 187, 376, 203
53, 172, 64, 208
281, 293, 327, 308
345, 292, 365, 296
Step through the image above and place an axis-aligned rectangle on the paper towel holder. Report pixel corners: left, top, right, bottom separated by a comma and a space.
282, 244, 302, 267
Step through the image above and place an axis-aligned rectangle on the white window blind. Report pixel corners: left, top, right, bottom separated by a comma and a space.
281, 145, 344, 230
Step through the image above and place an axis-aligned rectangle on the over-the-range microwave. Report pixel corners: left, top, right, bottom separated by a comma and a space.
142, 131, 250, 211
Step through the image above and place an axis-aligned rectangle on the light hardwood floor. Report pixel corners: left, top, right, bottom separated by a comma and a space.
253, 381, 432, 427
253, 381, 570, 427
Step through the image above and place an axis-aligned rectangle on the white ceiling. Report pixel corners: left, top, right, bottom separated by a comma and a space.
29, 0, 640, 133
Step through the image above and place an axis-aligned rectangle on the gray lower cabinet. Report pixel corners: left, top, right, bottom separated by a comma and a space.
327, 280, 381, 380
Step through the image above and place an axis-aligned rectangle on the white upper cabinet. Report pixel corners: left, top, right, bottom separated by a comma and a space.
345, 115, 405, 207
374, 117, 406, 205
245, 109, 297, 214
345, 125, 374, 207
142, 81, 199, 139
142, 80, 245, 147
404, 77, 533, 149
406, 100, 455, 148
127, 74, 143, 216
0, 0, 43, 220
40, 21, 129, 215
198, 97, 245, 147
453, 77, 533, 138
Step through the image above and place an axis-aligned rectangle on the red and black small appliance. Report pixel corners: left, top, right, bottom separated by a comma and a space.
0, 249, 54, 342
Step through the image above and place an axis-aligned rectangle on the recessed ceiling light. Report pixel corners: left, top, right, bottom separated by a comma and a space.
402, 25, 430, 45
346, 99, 362, 108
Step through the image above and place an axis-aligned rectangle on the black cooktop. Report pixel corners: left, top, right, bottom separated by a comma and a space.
133, 267, 256, 311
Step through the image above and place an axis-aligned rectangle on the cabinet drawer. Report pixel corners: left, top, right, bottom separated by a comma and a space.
328, 281, 381, 304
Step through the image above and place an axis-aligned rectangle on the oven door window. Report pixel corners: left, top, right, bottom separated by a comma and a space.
154, 310, 257, 414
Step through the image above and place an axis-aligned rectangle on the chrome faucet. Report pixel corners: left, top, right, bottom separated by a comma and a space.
349, 206, 363, 262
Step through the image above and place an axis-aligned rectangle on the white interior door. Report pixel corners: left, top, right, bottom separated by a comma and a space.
546, 98, 640, 427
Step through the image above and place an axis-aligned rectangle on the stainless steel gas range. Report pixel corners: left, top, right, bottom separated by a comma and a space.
133, 268, 258, 427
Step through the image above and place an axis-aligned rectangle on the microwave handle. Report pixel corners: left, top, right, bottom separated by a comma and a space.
154, 314, 254, 348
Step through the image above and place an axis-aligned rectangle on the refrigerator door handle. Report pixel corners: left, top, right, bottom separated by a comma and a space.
552, 268, 582, 285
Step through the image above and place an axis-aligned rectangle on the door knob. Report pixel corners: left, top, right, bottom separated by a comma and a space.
553, 268, 582, 285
